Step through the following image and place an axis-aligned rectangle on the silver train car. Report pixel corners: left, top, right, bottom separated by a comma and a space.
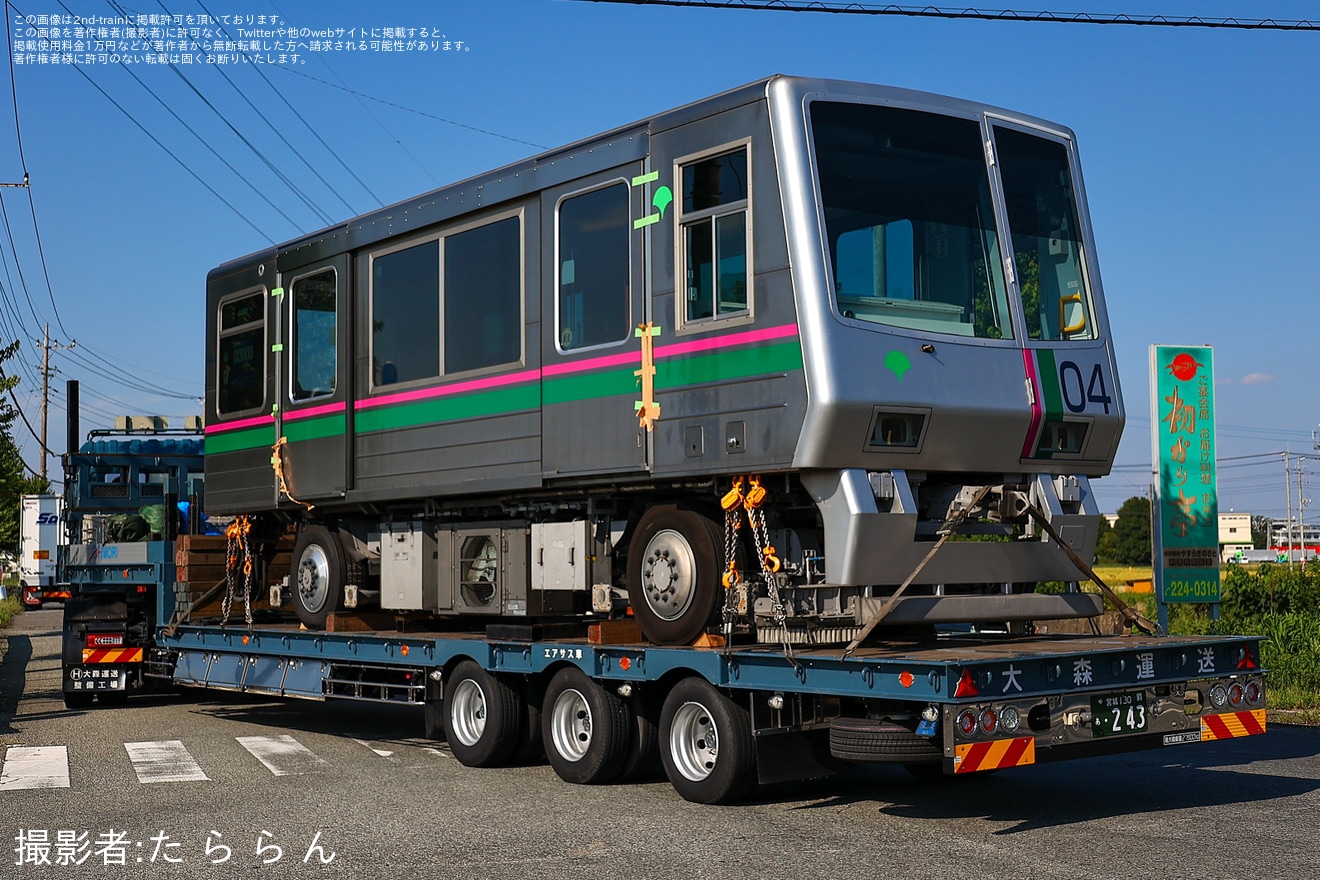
204, 76, 1124, 645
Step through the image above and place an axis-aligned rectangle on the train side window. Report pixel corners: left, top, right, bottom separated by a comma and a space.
557, 183, 630, 352
679, 147, 749, 324
290, 268, 337, 401
217, 289, 266, 415
444, 215, 522, 373
371, 239, 440, 386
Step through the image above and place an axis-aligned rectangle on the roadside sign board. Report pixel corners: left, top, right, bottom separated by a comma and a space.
1150, 345, 1220, 603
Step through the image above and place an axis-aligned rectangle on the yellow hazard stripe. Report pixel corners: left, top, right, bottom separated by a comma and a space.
953, 736, 1035, 773
1201, 709, 1266, 740
81, 648, 144, 663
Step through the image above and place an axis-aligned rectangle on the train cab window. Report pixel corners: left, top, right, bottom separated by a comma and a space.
371, 239, 440, 386
680, 147, 749, 323
444, 215, 522, 373
811, 102, 1012, 340
290, 268, 337, 401
217, 290, 266, 415
557, 183, 630, 351
994, 126, 1096, 341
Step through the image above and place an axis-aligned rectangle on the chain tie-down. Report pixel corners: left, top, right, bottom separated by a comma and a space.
721, 475, 798, 666
222, 515, 256, 629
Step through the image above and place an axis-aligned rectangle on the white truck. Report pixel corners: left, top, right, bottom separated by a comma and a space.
19, 494, 67, 607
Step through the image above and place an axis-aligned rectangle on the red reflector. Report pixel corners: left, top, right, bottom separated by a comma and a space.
1237, 646, 1257, 670
899, 670, 914, 688
619, 656, 631, 672
136, 585, 149, 594
401, 645, 410, 657
954, 668, 979, 698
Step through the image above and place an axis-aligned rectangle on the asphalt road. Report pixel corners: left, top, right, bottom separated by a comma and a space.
2, 607, 1318, 879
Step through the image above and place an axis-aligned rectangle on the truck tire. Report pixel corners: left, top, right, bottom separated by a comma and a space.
542, 667, 631, 784
627, 505, 723, 646
291, 525, 345, 629
619, 688, 662, 781
63, 691, 94, 710
828, 717, 942, 764
659, 677, 757, 804
443, 661, 522, 768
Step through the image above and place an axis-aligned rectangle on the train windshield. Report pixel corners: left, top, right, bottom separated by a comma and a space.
994, 125, 1096, 341
812, 101, 1013, 340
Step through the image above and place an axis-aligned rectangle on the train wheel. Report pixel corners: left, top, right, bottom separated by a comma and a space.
541, 667, 631, 784
291, 525, 345, 629
659, 677, 757, 804
626, 505, 722, 646
443, 660, 522, 768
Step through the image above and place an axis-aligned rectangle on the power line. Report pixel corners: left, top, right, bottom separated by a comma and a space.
575, 0, 1320, 30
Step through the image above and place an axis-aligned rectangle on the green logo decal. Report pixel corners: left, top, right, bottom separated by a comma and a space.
884, 350, 911, 382
652, 185, 673, 219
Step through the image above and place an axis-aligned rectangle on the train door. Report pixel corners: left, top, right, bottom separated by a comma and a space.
276, 254, 351, 501
541, 165, 651, 478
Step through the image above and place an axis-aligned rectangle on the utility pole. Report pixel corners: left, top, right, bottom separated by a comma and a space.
1284, 451, 1293, 567
1299, 456, 1310, 569
35, 322, 75, 482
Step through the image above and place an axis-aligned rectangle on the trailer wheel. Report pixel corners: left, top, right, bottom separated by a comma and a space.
659, 677, 757, 804
291, 525, 345, 629
62, 692, 93, 710
541, 667, 631, 784
627, 505, 722, 646
619, 689, 662, 781
443, 661, 522, 768
828, 717, 943, 763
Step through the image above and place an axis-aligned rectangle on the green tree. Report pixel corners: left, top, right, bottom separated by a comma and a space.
1094, 514, 1118, 564
0, 340, 50, 554
1251, 515, 1273, 550
1112, 496, 1152, 565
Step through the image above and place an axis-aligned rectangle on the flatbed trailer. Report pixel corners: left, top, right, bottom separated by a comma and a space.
143, 575, 1264, 803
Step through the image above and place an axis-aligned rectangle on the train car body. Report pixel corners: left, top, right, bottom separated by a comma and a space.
203, 76, 1124, 645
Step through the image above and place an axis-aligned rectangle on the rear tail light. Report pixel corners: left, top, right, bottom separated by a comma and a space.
957, 709, 978, 736
1000, 706, 1022, 733
1209, 684, 1228, 709
1245, 681, 1262, 706
979, 708, 998, 735
87, 633, 125, 648
1227, 683, 1244, 707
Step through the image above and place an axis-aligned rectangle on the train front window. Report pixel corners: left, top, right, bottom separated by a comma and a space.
811, 102, 1011, 340
995, 126, 1095, 341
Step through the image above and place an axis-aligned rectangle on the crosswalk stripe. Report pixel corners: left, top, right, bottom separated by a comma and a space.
235, 735, 328, 776
124, 740, 209, 784
352, 738, 396, 759
0, 746, 71, 791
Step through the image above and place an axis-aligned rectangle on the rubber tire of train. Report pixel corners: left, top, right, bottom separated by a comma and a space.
828, 717, 942, 764
659, 677, 758, 805
290, 525, 346, 630
626, 505, 723, 646
541, 667, 631, 785
443, 660, 523, 768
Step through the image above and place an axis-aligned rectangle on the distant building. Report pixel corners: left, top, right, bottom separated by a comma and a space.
1219, 512, 1254, 563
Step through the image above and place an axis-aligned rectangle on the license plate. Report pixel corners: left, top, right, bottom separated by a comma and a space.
1090, 690, 1148, 737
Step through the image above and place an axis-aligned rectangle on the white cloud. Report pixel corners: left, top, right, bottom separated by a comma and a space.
1239, 372, 1277, 386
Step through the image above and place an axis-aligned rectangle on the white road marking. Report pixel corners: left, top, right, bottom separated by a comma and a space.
236, 735, 328, 776
351, 738, 396, 759
0, 746, 70, 791
124, 740, 209, 784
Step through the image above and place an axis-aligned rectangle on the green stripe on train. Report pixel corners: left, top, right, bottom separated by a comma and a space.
205, 424, 273, 456
356, 384, 540, 434
284, 413, 346, 444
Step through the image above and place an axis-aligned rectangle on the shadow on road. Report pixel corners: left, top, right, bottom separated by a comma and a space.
783, 725, 1320, 830
0, 635, 32, 735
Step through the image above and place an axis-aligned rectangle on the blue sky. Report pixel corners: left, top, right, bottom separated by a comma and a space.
1, 0, 1316, 519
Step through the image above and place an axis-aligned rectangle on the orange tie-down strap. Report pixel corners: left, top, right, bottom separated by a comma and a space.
954, 736, 1036, 774
1201, 709, 1266, 741
81, 648, 144, 664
